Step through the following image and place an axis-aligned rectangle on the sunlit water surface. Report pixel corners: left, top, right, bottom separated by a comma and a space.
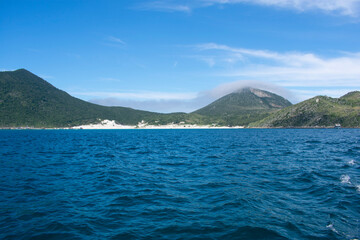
0, 129, 359, 239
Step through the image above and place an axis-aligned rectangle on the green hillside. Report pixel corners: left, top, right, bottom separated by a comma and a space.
0, 69, 294, 127
0, 69, 167, 127
250, 93, 360, 128
193, 88, 292, 126
3, 69, 357, 128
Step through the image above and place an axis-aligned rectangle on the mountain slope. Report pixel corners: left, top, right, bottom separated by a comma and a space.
0, 70, 294, 127
250, 93, 360, 127
193, 88, 292, 126
3, 69, 358, 128
0, 69, 165, 127
195, 88, 292, 115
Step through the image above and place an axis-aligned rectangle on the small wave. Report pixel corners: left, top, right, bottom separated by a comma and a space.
305, 140, 321, 144
326, 223, 339, 234
294, 172, 316, 183
340, 175, 351, 184
356, 185, 360, 193
28, 233, 81, 240
221, 226, 288, 239
347, 159, 356, 166
110, 232, 137, 240
159, 161, 189, 167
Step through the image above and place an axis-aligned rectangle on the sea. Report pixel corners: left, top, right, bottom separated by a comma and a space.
0, 129, 359, 240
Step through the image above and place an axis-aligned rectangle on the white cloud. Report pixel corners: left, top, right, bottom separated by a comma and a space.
70, 41, 360, 112
196, 56, 216, 67
291, 88, 356, 101
194, 43, 360, 88
71, 42, 360, 112
104, 36, 127, 48
137, 1, 192, 12
199, 80, 293, 100
74, 90, 202, 112
204, 0, 360, 16
72, 91, 197, 101
76, 81, 357, 112
107, 36, 126, 45
89, 98, 200, 113
141, 0, 360, 16
73, 81, 291, 113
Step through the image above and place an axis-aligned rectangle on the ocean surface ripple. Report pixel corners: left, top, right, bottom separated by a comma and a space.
0, 129, 359, 240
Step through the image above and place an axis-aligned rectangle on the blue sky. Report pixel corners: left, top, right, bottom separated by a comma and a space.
1, 0, 360, 112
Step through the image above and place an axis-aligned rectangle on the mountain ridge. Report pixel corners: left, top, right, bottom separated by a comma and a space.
1, 69, 358, 128
194, 87, 291, 114
0, 69, 162, 127
192, 87, 292, 126
250, 93, 360, 128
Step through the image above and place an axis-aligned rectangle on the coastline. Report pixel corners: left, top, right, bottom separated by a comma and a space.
70, 120, 245, 130
0, 127, 358, 130
1, 118, 358, 130
1, 125, 358, 130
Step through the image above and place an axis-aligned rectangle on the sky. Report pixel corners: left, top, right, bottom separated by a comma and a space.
1, 0, 360, 113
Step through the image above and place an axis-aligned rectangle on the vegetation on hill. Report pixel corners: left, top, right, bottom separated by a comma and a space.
1, 69, 358, 128
193, 88, 292, 126
0, 69, 165, 127
0, 69, 293, 127
250, 93, 360, 127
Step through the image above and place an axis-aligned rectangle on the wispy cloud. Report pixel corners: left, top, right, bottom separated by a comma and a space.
205, 0, 360, 16
74, 80, 356, 113
71, 42, 360, 112
89, 98, 199, 113
137, 1, 192, 13
107, 36, 126, 45
104, 36, 127, 48
199, 80, 293, 100
73, 81, 291, 112
193, 43, 360, 88
74, 90, 199, 113
139, 0, 360, 16
292, 88, 357, 101
187, 55, 217, 67
72, 91, 197, 101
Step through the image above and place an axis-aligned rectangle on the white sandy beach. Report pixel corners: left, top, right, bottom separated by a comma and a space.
71, 119, 244, 130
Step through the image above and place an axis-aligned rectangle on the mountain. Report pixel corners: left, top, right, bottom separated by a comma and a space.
193, 88, 292, 126
250, 92, 360, 127
0, 69, 169, 127
0, 69, 294, 127
3, 69, 358, 128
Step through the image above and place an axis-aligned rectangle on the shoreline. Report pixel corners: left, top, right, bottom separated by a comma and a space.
1, 127, 358, 130
1, 119, 358, 130
67, 119, 246, 130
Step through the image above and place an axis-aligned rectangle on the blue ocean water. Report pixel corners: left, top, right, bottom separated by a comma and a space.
0, 129, 359, 240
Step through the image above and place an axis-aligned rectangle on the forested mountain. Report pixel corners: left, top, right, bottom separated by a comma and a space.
2, 69, 357, 128
250, 93, 360, 127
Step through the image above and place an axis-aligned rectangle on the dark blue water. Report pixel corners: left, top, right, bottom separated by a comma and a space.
0, 129, 359, 240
